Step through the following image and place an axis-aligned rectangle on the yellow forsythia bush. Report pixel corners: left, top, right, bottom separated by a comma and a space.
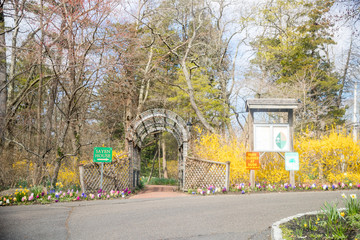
295, 128, 360, 184
194, 132, 248, 184
194, 127, 360, 185
256, 153, 289, 184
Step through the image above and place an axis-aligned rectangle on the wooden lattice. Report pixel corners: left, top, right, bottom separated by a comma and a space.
81, 157, 130, 193
184, 157, 229, 190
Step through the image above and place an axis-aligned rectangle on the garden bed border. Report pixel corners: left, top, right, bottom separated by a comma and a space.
271, 208, 346, 240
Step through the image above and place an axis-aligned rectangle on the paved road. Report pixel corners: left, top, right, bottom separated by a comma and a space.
0, 190, 358, 240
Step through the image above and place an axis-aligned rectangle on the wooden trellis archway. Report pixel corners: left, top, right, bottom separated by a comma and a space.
127, 109, 189, 190
78, 109, 229, 193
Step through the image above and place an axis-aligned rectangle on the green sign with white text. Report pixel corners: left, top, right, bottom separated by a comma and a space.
93, 147, 112, 163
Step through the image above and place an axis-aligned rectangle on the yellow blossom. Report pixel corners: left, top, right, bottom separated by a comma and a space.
350, 194, 357, 199
340, 212, 345, 217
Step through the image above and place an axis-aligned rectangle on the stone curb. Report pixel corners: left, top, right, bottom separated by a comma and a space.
271, 210, 319, 240
271, 208, 346, 240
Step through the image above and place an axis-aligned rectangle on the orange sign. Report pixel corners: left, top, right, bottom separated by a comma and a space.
246, 152, 260, 170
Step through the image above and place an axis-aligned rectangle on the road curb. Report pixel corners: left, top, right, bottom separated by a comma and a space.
271, 208, 346, 240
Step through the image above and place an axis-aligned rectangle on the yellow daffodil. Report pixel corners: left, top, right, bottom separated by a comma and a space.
304, 224, 307, 228
340, 212, 345, 217
341, 193, 347, 199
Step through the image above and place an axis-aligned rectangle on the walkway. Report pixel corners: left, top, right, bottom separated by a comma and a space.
130, 185, 187, 199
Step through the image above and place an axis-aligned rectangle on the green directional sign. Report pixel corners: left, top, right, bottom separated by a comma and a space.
93, 147, 113, 163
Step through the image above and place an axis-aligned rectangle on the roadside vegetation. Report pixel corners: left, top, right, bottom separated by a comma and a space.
281, 193, 360, 240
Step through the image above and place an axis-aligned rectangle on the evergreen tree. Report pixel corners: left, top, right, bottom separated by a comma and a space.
251, 0, 345, 130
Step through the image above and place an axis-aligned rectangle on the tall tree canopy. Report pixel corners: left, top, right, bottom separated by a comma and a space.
250, 0, 346, 130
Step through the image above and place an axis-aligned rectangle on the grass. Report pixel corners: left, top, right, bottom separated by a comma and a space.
141, 177, 178, 186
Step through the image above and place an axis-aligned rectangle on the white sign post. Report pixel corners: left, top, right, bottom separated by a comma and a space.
285, 152, 299, 186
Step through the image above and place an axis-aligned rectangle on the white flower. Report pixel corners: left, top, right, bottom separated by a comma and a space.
350, 194, 357, 199
207, 190, 210, 195
341, 193, 347, 199
0, 201, 2, 205
350, 183, 353, 187
6, 199, 9, 204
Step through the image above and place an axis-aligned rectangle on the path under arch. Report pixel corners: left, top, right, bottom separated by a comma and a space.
130, 185, 187, 199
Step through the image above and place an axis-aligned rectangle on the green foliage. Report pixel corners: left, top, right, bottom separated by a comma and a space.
343, 194, 360, 216
251, 0, 345, 130
321, 202, 340, 225
30, 185, 44, 197
348, 214, 360, 230
142, 177, 178, 186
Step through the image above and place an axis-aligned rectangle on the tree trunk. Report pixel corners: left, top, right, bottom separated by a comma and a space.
162, 136, 168, 179
180, 14, 215, 133
0, 1, 7, 151
50, 120, 69, 187
147, 149, 158, 184
158, 136, 161, 178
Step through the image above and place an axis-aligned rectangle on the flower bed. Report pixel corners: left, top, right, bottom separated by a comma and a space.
187, 182, 360, 196
280, 194, 360, 239
0, 182, 132, 206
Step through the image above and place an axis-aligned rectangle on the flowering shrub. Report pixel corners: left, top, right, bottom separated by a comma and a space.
194, 127, 360, 186
194, 132, 247, 183
295, 128, 360, 184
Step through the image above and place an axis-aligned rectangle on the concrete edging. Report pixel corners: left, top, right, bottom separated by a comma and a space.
271, 208, 346, 240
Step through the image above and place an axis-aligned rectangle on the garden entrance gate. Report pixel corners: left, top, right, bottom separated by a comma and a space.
127, 109, 189, 190
127, 109, 230, 191
79, 109, 229, 193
